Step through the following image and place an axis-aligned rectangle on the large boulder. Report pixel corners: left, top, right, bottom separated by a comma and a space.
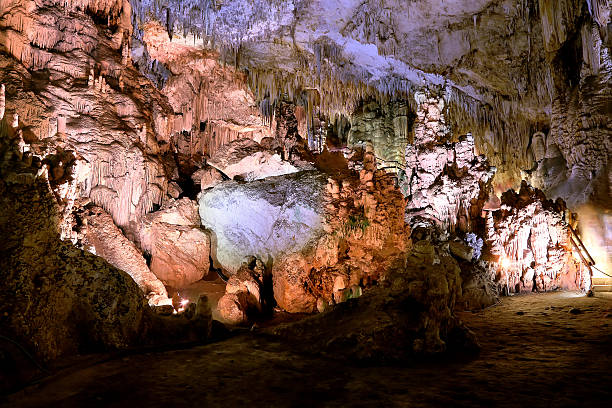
199, 171, 327, 274
136, 198, 211, 289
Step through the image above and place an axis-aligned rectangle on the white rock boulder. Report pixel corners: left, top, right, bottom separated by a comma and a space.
199, 171, 326, 274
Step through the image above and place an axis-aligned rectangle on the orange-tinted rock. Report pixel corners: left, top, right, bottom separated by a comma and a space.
77, 205, 170, 306
136, 199, 211, 289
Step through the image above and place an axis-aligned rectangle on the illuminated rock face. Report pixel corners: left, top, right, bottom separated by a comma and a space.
207, 138, 302, 181
217, 257, 268, 324
76, 205, 170, 306
401, 91, 496, 231
199, 171, 327, 274
135, 198, 211, 289
272, 240, 476, 361
486, 182, 587, 293
272, 148, 409, 313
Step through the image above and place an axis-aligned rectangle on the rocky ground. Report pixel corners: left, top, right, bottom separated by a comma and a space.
2, 292, 610, 408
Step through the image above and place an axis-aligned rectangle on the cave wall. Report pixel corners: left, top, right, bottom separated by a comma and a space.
347, 99, 414, 172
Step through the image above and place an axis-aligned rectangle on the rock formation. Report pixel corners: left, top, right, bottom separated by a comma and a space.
133, 198, 211, 289
272, 146, 409, 313
1, 0, 610, 387
74, 204, 170, 306
485, 182, 587, 293
199, 170, 327, 274
347, 99, 414, 172
401, 90, 496, 231
271, 240, 477, 361
0, 136, 150, 361
217, 257, 270, 325
207, 138, 302, 181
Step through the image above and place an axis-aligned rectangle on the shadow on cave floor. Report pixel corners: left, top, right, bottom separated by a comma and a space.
2, 292, 611, 408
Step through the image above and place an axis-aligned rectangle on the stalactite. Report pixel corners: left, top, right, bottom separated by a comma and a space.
582, 21, 602, 75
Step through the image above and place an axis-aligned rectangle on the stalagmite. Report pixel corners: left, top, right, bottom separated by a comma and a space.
0, 84, 5, 120
11, 113, 19, 129
57, 115, 66, 134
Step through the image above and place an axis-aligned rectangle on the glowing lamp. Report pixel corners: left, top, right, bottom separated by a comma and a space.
499, 255, 511, 270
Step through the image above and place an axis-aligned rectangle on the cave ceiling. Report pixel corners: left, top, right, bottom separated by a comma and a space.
135, 0, 557, 120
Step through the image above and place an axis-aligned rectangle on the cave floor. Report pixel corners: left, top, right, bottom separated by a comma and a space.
3, 292, 612, 408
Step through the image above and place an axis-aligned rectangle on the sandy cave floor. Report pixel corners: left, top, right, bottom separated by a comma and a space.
2, 292, 612, 408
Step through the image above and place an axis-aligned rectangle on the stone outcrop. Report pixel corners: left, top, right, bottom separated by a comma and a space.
192, 165, 228, 190
217, 257, 270, 325
0, 0, 177, 228
74, 204, 170, 306
485, 182, 587, 293
133, 198, 211, 289
0, 173, 149, 362
347, 99, 414, 172
199, 170, 327, 274
207, 138, 301, 182
140, 20, 272, 162
272, 146, 409, 313
270, 240, 477, 361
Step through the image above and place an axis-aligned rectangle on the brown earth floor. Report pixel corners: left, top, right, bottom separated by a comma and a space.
2, 292, 611, 408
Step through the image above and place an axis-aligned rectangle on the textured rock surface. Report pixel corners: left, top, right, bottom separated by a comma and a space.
208, 138, 301, 181
485, 182, 587, 293
134, 198, 211, 289
0, 174, 149, 362
192, 165, 227, 190
75, 204, 170, 305
0, 0, 177, 228
199, 170, 327, 274
217, 257, 269, 324
401, 92, 496, 230
347, 99, 414, 172
272, 147, 409, 313
271, 240, 475, 361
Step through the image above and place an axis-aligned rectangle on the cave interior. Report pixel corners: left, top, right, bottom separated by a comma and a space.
0, 0, 611, 406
